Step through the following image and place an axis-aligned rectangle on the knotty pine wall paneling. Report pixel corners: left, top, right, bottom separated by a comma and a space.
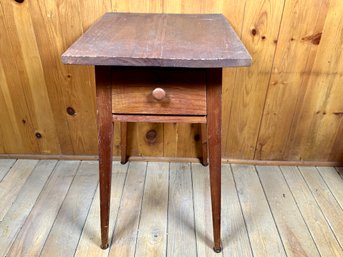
0, 0, 342, 162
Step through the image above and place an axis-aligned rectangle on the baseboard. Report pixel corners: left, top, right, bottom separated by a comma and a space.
0, 153, 342, 167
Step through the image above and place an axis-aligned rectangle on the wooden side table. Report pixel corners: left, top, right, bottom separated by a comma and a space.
62, 12, 251, 253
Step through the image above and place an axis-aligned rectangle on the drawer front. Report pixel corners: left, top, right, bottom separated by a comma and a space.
111, 68, 206, 115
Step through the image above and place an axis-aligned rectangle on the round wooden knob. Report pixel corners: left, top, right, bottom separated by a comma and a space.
152, 88, 166, 100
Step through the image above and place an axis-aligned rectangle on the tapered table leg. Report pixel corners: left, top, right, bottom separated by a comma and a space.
206, 68, 222, 253
200, 123, 208, 166
95, 66, 113, 249
120, 122, 128, 164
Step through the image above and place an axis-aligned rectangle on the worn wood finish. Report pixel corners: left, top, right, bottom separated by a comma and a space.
206, 68, 222, 252
95, 66, 113, 249
75, 13, 231, 249
62, 13, 251, 67
111, 68, 207, 115
113, 114, 206, 124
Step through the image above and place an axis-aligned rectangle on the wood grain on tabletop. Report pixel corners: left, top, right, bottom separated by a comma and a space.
61, 13, 252, 67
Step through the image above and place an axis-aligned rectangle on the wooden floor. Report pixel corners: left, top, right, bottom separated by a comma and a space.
0, 160, 343, 257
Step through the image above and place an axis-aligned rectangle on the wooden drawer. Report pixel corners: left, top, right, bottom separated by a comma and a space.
111, 68, 206, 115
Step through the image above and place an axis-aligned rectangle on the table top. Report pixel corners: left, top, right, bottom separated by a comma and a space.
62, 13, 251, 68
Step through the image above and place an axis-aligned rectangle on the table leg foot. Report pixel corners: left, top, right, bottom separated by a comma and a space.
213, 246, 222, 253
101, 243, 109, 250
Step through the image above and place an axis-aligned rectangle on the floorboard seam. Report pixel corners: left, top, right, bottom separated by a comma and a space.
279, 167, 323, 257
190, 163, 199, 257
108, 162, 130, 253
316, 167, 343, 212
3, 160, 58, 257
38, 161, 82, 257
297, 167, 343, 252
133, 162, 148, 257
230, 164, 255, 257
165, 162, 170, 257
255, 166, 288, 257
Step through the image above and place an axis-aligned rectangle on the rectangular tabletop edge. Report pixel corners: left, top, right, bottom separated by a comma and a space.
61, 55, 252, 68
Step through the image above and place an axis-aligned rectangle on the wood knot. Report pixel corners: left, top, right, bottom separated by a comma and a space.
35, 132, 42, 139
66, 106, 76, 116
14, 0, 24, 3
251, 28, 257, 36
145, 129, 157, 144
302, 32, 322, 45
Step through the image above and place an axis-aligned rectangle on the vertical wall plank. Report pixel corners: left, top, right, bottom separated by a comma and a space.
285, 0, 343, 161
225, 0, 286, 159
0, 2, 40, 153
0, 63, 21, 153
255, 0, 329, 160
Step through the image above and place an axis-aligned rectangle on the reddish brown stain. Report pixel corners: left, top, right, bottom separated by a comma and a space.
302, 32, 322, 45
